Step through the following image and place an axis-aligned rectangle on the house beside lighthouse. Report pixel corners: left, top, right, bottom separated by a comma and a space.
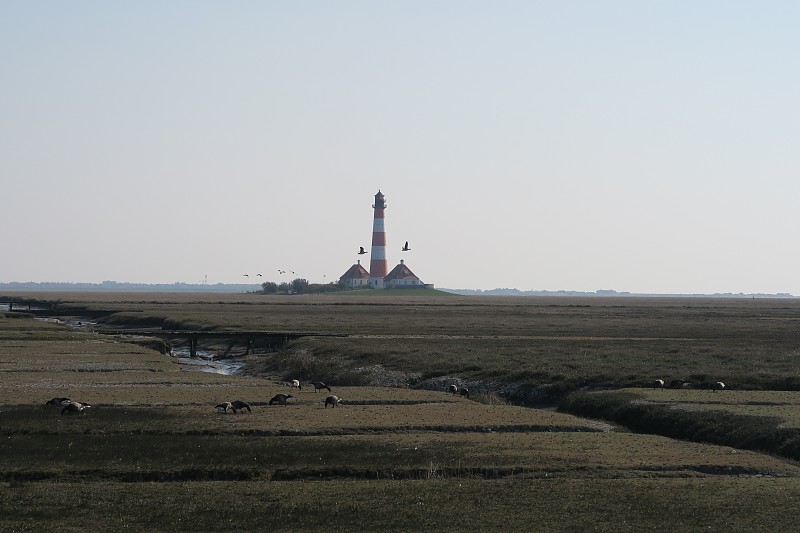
338, 190, 433, 290
384, 259, 426, 288
340, 260, 370, 289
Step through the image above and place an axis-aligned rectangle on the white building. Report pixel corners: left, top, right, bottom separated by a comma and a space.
338, 260, 370, 289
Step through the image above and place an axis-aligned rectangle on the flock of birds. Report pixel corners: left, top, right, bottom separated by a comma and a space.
44, 381, 344, 418
45, 379, 469, 419
47, 379, 723, 418
215, 380, 342, 413
448, 384, 470, 398
358, 241, 411, 255
653, 379, 726, 391
243, 270, 298, 278
241, 242, 413, 279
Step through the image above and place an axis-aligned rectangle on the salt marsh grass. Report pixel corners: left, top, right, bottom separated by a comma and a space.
3, 294, 800, 530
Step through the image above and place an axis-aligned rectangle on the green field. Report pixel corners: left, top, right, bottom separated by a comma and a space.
2, 293, 800, 531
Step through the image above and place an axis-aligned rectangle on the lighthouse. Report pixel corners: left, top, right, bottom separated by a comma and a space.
368, 190, 388, 288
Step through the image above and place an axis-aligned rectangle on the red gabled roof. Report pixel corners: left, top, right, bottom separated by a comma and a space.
340, 263, 370, 280
384, 262, 419, 282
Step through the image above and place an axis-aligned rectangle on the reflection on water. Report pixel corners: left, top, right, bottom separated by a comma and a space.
35, 316, 98, 328
171, 346, 246, 375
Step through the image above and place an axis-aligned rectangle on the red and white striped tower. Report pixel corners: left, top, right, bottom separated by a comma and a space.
368, 190, 388, 288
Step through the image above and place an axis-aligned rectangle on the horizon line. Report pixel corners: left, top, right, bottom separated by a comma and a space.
0, 280, 795, 298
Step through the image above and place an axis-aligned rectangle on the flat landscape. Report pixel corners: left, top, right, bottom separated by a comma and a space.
2, 292, 800, 531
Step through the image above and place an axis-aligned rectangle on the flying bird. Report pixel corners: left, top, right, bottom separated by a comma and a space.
256, 273, 262, 277
358, 247, 367, 255
278, 269, 286, 274
243, 274, 249, 277
402, 241, 410, 251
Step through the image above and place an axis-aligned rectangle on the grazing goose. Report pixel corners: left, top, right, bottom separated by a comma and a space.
216, 402, 233, 413
324, 395, 341, 408
46, 397, 71, 407
269, 394, 293, 406
61, 402, 90, 415
230, 400, 251, 413
310, 381, 331, 393
448, 384, 458, 395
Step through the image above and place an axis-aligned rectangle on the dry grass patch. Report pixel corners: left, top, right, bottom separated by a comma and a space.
3, 478, 800, 531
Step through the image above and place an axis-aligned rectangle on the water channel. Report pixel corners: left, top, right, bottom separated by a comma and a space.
171, 346, 247, 375
28, 314, 245, 376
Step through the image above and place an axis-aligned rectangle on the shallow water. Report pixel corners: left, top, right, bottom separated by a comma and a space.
35, 316, 98, 328
171, 346, 246, 375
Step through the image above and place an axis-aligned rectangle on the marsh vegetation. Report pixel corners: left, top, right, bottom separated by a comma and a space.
2, 294, 800, 531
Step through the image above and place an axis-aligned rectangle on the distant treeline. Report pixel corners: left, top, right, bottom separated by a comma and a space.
260, 279, 343, 295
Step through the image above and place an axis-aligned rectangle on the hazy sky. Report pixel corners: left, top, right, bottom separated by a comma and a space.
2, 2, 799, 294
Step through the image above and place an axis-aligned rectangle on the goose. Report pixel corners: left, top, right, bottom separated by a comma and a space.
61, 402, 90, 415
269, 394, 293, 406
448, 384, 458, 395
310, 381, 331, 393
402, 241, 410, 251
230, 400, 251, 413
45, 397, 71, 407
216, 402, 233, 413
358, 247, 367, 255
324, 395, 341, 408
